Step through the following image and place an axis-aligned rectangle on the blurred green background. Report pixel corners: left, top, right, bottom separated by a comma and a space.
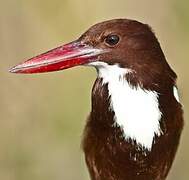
1, 0, 189, 179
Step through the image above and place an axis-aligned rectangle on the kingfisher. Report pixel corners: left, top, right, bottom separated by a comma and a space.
10, 19, 183, 180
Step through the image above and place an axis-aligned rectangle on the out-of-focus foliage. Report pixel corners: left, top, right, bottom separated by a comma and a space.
1, 0, 188, 179
173, 0, 189, 33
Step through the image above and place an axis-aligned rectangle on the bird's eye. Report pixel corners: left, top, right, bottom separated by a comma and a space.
105, 34, 120, 46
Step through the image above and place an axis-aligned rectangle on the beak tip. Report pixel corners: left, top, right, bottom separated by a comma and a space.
9, 67, 15, 73
9, 66, 20, 73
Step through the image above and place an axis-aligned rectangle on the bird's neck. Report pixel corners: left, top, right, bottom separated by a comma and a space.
90, 62, 162, 150
83, 62, 183, 180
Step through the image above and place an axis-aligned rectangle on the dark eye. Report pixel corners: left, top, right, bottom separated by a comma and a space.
105, 34, 120, 46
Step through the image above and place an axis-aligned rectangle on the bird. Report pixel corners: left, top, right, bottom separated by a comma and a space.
10, 19, 183, 180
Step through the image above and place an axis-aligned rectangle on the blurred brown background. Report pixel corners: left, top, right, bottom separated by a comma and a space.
1, 0, 189, 179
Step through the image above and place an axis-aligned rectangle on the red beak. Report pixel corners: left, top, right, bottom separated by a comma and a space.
9, 41, 102, 74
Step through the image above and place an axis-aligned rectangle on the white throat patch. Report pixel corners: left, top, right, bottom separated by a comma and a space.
89, 62, 162, 150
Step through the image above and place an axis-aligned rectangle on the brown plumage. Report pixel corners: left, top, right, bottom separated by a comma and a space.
10, 19, 184, 180
83, 79, 183, 180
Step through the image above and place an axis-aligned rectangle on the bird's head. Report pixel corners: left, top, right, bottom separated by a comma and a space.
9, 19, 176, 89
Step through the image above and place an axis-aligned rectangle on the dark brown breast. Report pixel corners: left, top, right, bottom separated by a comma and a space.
82, 78, 183, 180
